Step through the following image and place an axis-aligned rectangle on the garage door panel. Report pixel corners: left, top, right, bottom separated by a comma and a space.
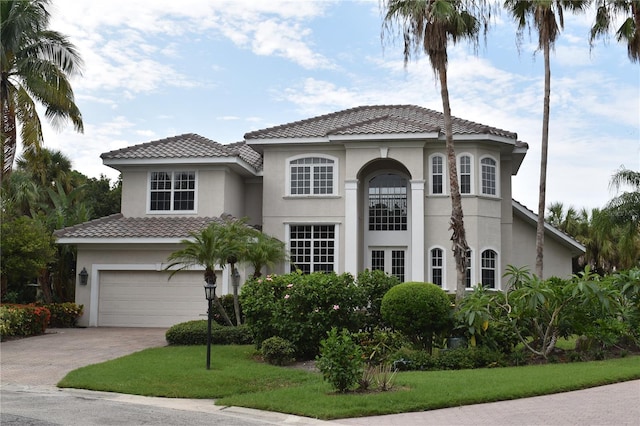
98, 270, 211, 327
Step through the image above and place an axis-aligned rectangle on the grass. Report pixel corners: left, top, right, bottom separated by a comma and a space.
58, 345, 640, 420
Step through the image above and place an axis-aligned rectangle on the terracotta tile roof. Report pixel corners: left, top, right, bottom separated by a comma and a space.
101, 133, 263, 171
244, 105, 517, 140
53, 214, 225, 240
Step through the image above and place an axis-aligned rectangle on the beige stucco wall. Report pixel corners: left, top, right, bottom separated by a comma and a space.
119, 167, 247, 218
511, 214, 575, 279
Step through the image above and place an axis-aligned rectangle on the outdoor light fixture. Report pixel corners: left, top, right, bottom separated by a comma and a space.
204, 276, 216, 370
79, 267, 89, 285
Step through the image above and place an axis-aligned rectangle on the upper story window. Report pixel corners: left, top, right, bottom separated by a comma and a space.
149, 171, 196, 212
458, 154, 472, 194
430, 154, 445, 194
481, 249, 497, 288
289, 156, 335, 196
481, 157, 497, 196
368, 173, 407, 231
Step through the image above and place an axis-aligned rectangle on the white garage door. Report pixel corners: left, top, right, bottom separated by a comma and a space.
98, 270, 207, 327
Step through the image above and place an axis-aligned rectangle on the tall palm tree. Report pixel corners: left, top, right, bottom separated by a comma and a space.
245, 232, 288, 279
607, 166, 640, 226
590, 0, 640, 63
504, 0, 589, 278
1, 0, 84, 184
382, 0, 492, 302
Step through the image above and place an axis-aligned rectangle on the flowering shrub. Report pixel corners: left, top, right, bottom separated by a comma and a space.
39, 303, 83, 328
0, 304, 51, 340
241, 272, 367, 359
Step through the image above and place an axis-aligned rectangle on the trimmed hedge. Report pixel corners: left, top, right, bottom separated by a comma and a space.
0, 304, 51, 340
39, 303, 83, 328
165, 320, 253, 345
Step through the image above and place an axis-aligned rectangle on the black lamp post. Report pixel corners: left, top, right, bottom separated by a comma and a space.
204, 277, 216, 370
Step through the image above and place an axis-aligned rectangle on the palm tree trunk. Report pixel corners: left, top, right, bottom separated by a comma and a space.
439, 64, 469, 303
1, 92, 17, 184
231, 265, 242, 325
536, 38, 551, 278
204, 269, 234, 326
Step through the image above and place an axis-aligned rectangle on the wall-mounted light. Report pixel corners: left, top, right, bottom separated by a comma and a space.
79, 267, 89, 285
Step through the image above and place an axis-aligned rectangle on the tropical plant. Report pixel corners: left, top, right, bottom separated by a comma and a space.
245, 231, 288, 279
590, 0, 640, 63
165, 220, 236, 326
0, 0, 84, 184
382, 0, 493, 301
316, 327, 364, 393
504, 0, 590, 278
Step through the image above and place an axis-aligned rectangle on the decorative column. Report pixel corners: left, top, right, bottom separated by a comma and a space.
410, 179, 425, 282
344, 179, 359, 275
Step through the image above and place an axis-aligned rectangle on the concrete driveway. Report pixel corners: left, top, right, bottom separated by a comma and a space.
1, 327, 168, 387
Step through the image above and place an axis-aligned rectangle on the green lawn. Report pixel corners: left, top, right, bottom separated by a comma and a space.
58, 345, 640, 420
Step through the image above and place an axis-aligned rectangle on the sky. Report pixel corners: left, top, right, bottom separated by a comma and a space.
32, 0, 639, 212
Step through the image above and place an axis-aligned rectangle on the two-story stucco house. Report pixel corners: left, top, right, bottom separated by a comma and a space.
55, 105, 585, 327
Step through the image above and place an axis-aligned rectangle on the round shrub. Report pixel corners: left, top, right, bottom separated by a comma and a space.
261, 336, 296, 366
165, 320, 253, 345
381, 282, 452, 352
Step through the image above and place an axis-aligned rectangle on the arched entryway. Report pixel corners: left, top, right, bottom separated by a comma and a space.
359, 159, 412, 282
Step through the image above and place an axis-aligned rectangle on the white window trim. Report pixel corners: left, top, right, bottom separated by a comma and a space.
146, 170, 198, 214
466, 247, 475, 289
457, 153, 474, 195
429, 245, 446, 288
428, 153, 447, 195
480, 248, 500, 290
479, 155, 500, 197
285, 154, 339, 197
285, 223, 340, 274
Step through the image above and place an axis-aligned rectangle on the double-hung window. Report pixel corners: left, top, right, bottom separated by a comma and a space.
289, 224, 335, 273
430, 248, 444, 287
150, 171, 196, 212
289, 156, 335, 195
431, 155, 444, 194
481, 250, 497, 288
481, 157, 497, 196
459, 155, 472, 194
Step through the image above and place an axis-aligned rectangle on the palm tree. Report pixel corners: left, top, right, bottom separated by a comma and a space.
607, 166, 640, 226
382, 0, 492, 302
165, 222, 235, 326
1, 0, 84, 184
504, 0, 590, 278
245, 232, 288, 279
590, 0, 640, 63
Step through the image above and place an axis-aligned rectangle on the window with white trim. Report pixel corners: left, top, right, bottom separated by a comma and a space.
391, 250, 405, 283
289, 156, 335, 195
459, 155, 472, 194
149, 171, 195, 212
481, 249, 497, 288
289, 224, 335, 273
481, 157, 497, 196
465, 249, 473, 288
430, 248, 444, 287
431, 155, 445, 194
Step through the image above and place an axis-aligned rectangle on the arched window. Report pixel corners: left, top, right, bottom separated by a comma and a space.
481, 249, 497, 288
458, 155, 472, 194
288, 156, 336, 195
430, 154, 445, 194
481, 157, 497, 196
430, 247, 444, 287
368, 174, 407, 231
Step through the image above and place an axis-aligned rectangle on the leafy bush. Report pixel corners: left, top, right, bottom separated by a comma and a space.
316, 328, 363, 393
241, 272, 366, 359
213, 294, 242, 326
391, 346, 437, 371
39, 303, 83, 328
261, 336, 296, 366
380, 282, 452, 353
355, 269, 399, 330
165, 320, 253, 345
352, 328, 407, 366
0, 304, 51, 340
